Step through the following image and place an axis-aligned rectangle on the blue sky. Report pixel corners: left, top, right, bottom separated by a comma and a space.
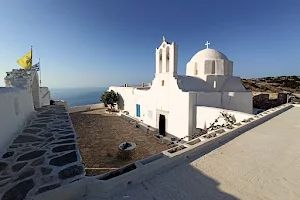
0, 0, 299, 88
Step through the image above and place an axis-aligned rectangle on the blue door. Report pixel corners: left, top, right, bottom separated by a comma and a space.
136, 104, 140, 117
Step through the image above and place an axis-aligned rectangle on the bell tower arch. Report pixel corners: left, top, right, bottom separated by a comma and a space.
155, 36, 178, 77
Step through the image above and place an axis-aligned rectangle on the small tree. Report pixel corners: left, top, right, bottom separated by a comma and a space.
100, 90, 118, 110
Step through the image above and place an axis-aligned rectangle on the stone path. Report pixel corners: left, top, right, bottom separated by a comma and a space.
0, 105, 85, 200
70, 109, 169, 176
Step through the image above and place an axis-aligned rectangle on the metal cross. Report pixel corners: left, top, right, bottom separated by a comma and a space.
205, 41, 210, 49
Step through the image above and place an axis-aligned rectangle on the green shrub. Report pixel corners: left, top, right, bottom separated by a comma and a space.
100, 90, 118, 109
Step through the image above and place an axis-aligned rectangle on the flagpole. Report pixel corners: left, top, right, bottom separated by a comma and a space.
39, 58, 42, 86
31, 45, 33, 68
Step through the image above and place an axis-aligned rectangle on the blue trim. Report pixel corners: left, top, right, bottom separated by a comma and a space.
136, 104, 140, 117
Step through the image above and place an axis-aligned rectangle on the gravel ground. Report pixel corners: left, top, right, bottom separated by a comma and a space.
70, 109, 169, 176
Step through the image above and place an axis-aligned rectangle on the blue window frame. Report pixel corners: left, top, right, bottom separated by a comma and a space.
136, 104, 140, 117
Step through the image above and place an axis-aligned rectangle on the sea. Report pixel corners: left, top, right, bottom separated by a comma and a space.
50, 87, 108, 107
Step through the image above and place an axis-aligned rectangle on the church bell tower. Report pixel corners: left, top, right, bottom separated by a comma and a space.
155, 36, 178, 77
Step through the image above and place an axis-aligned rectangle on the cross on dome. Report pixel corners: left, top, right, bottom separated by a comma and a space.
205, 41, 210, 49
163, 36, 166, 42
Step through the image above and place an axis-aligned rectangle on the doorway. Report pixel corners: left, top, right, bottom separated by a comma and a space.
159, 114, 166, 136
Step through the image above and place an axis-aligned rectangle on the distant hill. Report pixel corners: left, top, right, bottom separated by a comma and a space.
242, 76, 300, 94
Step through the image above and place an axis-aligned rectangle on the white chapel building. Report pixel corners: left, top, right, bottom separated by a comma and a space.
109, 37, 253, 140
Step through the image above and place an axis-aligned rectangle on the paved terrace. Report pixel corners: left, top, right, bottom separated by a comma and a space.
103, 106, 300, 200
0, 105, 84, 200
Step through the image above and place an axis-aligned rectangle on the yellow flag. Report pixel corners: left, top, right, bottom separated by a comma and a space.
17, 50, 32, 69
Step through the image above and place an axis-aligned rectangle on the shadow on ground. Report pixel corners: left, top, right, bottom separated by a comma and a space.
108, 160, 238, 200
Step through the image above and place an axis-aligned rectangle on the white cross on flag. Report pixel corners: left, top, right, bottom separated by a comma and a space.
32, 62, 40, 71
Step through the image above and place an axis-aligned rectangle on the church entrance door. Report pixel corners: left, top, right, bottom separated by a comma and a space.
159, 114, 166, 136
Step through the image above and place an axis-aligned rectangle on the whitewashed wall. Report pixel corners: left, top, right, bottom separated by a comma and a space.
109, 87, 135, 114
165, 90, 190, 140
189, 93, 198, 137
31, 73, 41, 108
221, 92, 253, 113
196, 106, 253, 129
196, 91, 253, 114
141, 76, 176, 132
109, 84, 252, 140
0, 87, 34, 152
205, 75, 227, 91
40, 87, 48, 98
110, 75, 192, 140
40, 87, 51, 106
109, 72, 252, 140
196, 92, 221, 107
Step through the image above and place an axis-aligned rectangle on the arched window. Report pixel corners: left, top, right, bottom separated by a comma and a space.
159, 49, 162, 73
194, 63, 198, 75
211, 61, 216, 74
166, 47, 170, 72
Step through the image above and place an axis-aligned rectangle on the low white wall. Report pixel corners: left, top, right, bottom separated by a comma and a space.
40, 87, 51, 106
54, 100, 69, 110
84, 104, 293, 199
0, 87, 34, 153
109, 86, 135, 114
196, 106, 253, 129
68, 103, 105, 113
292, 103, 300, 107
221, 92, 253, 114
30, 104, 293, 200
33, 179, 87, 200
196, 92, 253, 114
196, 92, 221, 107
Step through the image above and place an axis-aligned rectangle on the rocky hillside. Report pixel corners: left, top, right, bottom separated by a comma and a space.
242, 76, 300, 94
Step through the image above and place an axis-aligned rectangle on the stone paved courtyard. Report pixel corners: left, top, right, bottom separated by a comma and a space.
0, 105, 84, 200
70, 109, 169, 176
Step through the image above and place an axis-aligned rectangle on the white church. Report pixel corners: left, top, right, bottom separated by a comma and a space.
109, 37, 253, 140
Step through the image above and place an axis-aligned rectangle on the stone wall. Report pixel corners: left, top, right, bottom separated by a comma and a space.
0, 105, 85, 200
253, 92, 288, 109
68, 103, 105, 113
278, 93, 288, 104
